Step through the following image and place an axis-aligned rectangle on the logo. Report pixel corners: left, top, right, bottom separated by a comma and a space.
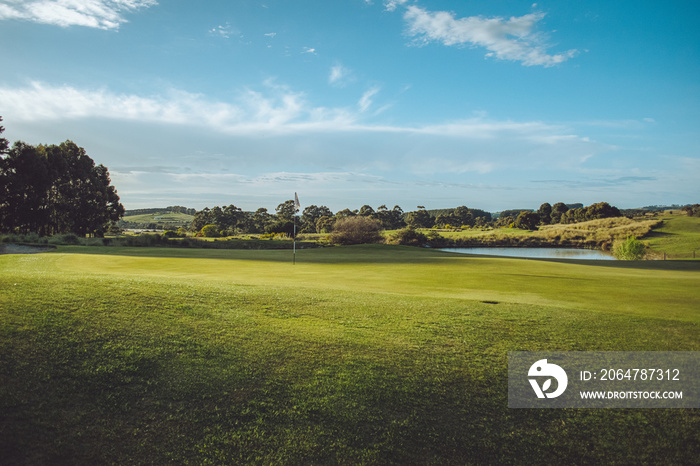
528, 359, 568, 399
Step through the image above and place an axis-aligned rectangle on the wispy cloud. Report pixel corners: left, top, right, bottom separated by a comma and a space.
302, 46, 317, 55
0, 0, 157, 30
0, 81, 357, 134
0, 80, 608, 187
358, 87, 380, 112
210, 22, 237, 39
384, 0, 409, 12
403, 6, 577, 67
329, 63, 352, 86
0, 81, 601, 148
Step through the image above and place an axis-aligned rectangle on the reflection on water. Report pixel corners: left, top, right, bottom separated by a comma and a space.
441, 247, 616, 260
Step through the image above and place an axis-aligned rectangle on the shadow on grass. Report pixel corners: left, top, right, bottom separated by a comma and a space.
50, 243, 452, 265
47, 243, 700, 270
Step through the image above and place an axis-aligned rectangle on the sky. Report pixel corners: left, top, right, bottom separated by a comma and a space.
1, 0, 698, 212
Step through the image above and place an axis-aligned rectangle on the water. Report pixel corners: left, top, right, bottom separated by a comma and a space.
440, 247, 616, 260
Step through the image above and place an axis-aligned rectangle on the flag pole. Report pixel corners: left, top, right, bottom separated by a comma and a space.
293, 192, 300, 265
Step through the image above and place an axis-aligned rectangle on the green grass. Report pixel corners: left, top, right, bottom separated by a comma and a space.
643, 214, 700, 258
1, 245, 699, 464
122, 210, 195, 226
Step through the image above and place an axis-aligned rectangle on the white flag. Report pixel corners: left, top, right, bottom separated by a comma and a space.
294, 192, 300, 212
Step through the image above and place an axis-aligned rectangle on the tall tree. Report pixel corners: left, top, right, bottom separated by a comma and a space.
301, 205, 333, 233
550, 202, 569, 224
537, 202, 552, 225
42, 141, 123, 236
0, 117, 8, 155
0, 140, 123, 236
0, 142, 51, 234
405, 207, 433, 229
276, 200, 297, 221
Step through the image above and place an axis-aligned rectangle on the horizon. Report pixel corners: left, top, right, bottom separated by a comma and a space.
123, 201, 690, 216
1, 1, 698, 211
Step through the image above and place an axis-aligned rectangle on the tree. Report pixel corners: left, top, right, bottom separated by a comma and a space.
514, 211, 540, 230
537, 203, 552, 225
453, 206, 474, 227
585, 202, 621, 220
329, 216, 382, 245
0, 117, 8, 155
252, 208, 274, 233
0, 142, 51, 234
301, 205, 333, 233
315, 215, 335, 233
358, 205, 375, 217
191, 208, 213, 232
376, 205, 405, 230
0, 139, 123, 236
682, 204, 700, 217
276, 200, 297, 221
335, 208, 357, 219
550, 202, 569, 224
405, 207, 433, 229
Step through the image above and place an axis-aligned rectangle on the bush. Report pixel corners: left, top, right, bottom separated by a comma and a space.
48, 233, 81, 245
386, 227, 428, 247
613, 236, 646, 260
329, 217, 382, 245
200, 225, 221, 238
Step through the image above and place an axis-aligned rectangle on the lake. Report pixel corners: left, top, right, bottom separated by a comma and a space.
441, 247, 616, 260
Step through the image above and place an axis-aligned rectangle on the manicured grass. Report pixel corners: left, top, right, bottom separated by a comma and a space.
1, 246, 699, 464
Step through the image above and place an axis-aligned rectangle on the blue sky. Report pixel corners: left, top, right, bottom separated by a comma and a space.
1, 0, 698, 212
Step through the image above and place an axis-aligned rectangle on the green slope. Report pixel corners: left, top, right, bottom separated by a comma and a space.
1, 246, 698, 464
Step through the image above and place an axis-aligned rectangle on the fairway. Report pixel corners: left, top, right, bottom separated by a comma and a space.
1, 245, 699, 463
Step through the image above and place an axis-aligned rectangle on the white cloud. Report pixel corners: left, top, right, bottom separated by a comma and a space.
210, 23, 237, 39
0, 81, 359, 134
329, 63, 351, 86
0, 81, 600, 149
0, 80, 607, 186
302, 47, 317, 55
384, 0, 409, 12
0, 0, 157, 30
358, 87, 380, 112
403, 6, 577, 67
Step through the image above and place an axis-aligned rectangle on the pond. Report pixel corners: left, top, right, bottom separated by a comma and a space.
440, 247, 616, 260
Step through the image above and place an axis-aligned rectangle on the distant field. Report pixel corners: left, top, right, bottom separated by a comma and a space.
1, 245, 698, 463
122, 210, 194, 227
643, 214, 700, 258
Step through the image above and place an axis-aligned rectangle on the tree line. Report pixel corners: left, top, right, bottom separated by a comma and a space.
0, 117, 628, 239
187, 201, 624, 237
0, 118, 124, 236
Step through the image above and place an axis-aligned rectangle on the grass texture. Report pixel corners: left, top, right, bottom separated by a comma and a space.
1, 245, 699, 464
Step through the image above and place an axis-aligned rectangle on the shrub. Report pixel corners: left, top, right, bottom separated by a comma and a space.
613, 236, 646, 260
329, 216, 382, 245
48, 233, 81, 245
200, 225, 221, 238
386, 227, 428, 247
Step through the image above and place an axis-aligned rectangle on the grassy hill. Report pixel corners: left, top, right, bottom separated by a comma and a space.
121, 210, 195, 228
642, 213, 700, 258
1, 245, 698, 463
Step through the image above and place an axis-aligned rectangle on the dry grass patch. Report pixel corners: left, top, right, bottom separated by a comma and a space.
537, 217, 661, 248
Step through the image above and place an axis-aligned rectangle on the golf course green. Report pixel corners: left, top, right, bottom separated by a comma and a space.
1, 245, 699, 463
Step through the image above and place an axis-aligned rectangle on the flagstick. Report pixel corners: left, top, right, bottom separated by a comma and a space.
293, 213, 296, 265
